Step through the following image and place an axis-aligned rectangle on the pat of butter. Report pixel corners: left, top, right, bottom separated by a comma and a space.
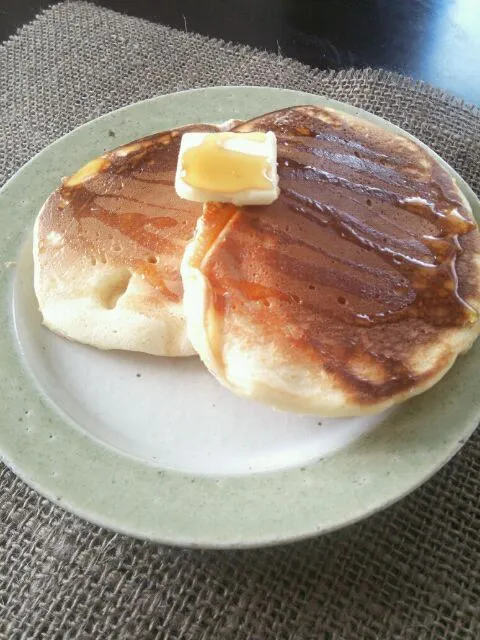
175, 131, 279, 206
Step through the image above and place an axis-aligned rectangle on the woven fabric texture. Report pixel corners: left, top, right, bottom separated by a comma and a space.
1, 3, 479, 639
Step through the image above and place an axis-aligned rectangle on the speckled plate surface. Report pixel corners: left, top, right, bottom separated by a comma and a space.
1, 87, 480, 549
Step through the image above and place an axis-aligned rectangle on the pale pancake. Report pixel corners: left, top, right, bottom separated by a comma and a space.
182, 106, 480, 416
33, 121, 237, 356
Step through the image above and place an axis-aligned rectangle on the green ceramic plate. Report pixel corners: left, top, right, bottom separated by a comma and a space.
1, 87, 479, 549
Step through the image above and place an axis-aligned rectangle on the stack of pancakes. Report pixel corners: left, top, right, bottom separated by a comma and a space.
34, 106, 480, 416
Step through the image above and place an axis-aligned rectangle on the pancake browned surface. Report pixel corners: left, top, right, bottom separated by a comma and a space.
182, 106, 480, 415
34, 123, 232, 356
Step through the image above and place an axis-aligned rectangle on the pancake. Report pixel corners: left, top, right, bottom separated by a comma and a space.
181, 106, 480, 416
34, 121, 237, 356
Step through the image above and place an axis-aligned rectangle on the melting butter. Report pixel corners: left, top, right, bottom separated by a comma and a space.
182, 132, 272, 193
175, 131, 279, 206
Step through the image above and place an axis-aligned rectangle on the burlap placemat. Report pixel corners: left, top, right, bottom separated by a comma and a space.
1, 2, 479, 638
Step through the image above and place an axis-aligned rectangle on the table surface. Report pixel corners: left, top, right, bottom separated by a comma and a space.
1, 0, 480, 106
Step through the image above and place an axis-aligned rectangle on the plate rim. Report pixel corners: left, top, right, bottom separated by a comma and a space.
1, 85, 479, 549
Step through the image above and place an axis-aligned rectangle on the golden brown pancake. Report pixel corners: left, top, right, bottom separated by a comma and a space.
34, 122, 236, 356
181, 106, 480, 415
